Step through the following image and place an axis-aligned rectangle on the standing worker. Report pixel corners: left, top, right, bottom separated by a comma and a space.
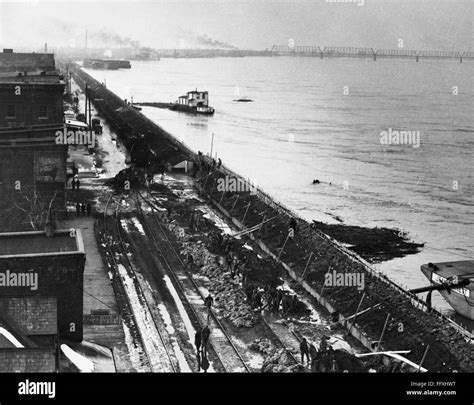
196, 350, 201, 372
204, 294, 214, 310
86, 203, 92, 217
204, 294, 214, 324
194, 329, 202, 354
300, 337, 310, 364
186, 253, 194, 272
319, 335, 329, 353
201, 353, 209, 373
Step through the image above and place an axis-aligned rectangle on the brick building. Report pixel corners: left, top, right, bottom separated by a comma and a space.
0, 49, 56, 73
0, 230, 86, 341
0, 49, 67, 232
0, 297, 58, 372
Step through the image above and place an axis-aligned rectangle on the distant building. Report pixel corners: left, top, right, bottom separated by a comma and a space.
0, 229, 86, 342
0, 50, 67, 231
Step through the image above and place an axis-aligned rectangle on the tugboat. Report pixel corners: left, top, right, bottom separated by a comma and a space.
169, 90, 215, 115
416, 261, 474, 320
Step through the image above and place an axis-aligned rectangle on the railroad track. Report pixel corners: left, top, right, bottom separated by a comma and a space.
103, 193, 176, 372
136, 190, 252, 373
141, 189, 304, 366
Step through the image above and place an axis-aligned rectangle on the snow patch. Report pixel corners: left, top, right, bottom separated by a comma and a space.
122, 321, 148, 372
120, 219, 130, 232
131, 217, 146, 235
197, 206, 236, 236
61, 344, 94, 372
157, 304, 192, 372
247, 352, 264, 369
162, 275, 195, 344
117, 264, 174, 372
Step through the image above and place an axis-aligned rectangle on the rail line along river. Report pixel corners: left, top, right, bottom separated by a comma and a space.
84, 56, 474, 327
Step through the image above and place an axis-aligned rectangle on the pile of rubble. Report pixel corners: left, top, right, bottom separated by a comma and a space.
166, 224, 259, 328
250, 338, 305, 373
199, 264, 258, 327
181, 241, 215, 267
182, 243, 259, 328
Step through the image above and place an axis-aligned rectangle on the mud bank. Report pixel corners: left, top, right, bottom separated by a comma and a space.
311, 221, 424, 263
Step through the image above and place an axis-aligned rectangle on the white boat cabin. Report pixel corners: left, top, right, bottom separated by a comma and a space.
177, 90, 210, 107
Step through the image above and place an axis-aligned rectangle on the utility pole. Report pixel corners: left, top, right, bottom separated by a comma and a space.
84, 29, 88, 58
210, 132, 214, 158
85, 83, 88, 126
88, 87, 92, 130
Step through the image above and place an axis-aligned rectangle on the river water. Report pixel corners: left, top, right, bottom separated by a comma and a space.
84, 57, 474, 323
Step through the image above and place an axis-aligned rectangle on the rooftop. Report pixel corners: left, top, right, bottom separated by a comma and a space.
0, 230, 84, 257
0, 50, 56, 73
0, 72, 63, 85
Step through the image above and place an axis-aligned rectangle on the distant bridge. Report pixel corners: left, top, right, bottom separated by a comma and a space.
271, 45, 473, 62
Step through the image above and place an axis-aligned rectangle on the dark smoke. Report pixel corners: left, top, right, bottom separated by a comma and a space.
196, 34, 237, 50
91, 29, 141, 49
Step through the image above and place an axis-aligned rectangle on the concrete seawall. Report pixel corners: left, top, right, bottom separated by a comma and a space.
66, 63, 473, 372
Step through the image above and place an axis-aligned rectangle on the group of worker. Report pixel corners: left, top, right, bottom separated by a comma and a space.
244, 285, 299, 315
71, 177, 81, 191
194, 151, 222, 178
189, 211, 202, 232
225, 249, 250, 284
299, 335, 340, 372
76, 202, 92, 217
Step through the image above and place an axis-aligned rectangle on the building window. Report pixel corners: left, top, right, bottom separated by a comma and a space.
38, 105, 48, 119
6, 105, 15, 118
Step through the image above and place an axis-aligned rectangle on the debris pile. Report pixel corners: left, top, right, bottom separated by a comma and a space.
250, 338, 304, 373
199, 265, 258, 327
167, 224, 259, 327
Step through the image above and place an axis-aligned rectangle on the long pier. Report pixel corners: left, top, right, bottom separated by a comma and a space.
271, 45, 474, 62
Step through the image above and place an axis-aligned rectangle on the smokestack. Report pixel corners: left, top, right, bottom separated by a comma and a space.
45, 43, 48, 53
85, 29, 88, 57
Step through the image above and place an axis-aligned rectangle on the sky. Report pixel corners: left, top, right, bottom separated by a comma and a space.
0, 0, 472, 51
